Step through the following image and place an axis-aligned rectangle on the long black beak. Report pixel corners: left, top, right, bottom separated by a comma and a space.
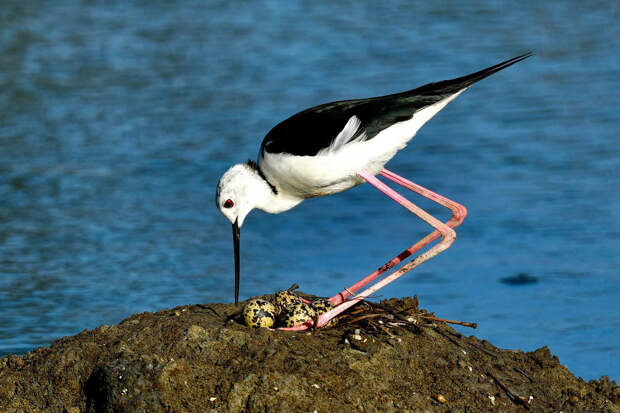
232, 219, 241, 305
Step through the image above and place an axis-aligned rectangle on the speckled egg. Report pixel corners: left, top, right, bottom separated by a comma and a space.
310, 298, 334, 314
242, 299, 277, 328
270, 290, 302, 315
277, 301, 317, 328
311, 298, 338, 327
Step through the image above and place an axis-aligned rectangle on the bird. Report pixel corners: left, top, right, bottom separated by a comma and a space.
216, 52, 532, 329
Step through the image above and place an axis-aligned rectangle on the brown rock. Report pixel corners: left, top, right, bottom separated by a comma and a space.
0, 298, 618, 412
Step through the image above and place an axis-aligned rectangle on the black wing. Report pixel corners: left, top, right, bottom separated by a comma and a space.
260, 52, 532, 157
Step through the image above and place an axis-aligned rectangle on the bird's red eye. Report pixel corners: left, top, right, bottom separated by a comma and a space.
224, 199, 234, 208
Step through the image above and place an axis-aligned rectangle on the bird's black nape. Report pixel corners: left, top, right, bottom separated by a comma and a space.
246, 159, 278, 195
246, 159, 259, 170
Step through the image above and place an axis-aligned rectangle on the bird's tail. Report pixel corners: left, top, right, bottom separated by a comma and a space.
410, 52, 534, 96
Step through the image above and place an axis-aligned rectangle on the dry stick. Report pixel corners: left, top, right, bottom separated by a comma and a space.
346, 313, 386, 324
338, 293, 477, 330
363, 300, 407, 313
286, 283, 300, 292
376, 323, 398, 338
355, 297, 477, 328
389, 311, 475, 329
196, 304, 222, 318
417, 314, 477, 329
433, 327, 498, 358
513, 366, 535, 383
487, 371, 531, 410
346, 304, 379, 316
345, 307, 476, 330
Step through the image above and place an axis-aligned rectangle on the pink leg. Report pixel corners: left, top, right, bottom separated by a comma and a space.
279, 168, 466, 331
330, 168, 467, 305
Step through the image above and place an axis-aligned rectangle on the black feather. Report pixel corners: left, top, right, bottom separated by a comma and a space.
261, 52, 532, 157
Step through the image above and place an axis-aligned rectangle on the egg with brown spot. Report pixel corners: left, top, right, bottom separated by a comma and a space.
311, 298, 338, 327
277, 301, 316, 327
310, 298, 334, 314
270, 290, 302, 315
242, 299, 277, 328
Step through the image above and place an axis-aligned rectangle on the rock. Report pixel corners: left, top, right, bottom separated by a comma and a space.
0, 298, 618, 412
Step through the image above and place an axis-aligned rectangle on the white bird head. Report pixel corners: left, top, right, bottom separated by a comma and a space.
216, 163, 262, 228
215, 162, 270, 306
216, 161, 306, 305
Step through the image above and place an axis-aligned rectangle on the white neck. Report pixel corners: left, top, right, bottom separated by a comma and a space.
252, 172, 303, 214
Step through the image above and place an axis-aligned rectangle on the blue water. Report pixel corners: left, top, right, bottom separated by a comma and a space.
1, 2, 618, 380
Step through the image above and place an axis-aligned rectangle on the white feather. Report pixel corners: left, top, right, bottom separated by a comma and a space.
319, 115, 365, 154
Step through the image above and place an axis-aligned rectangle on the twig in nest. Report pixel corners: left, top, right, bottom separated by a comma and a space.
341, 287, 384, 304
376, 322, 398, 338
342, 301, 377, 318
513, 366, 535, 383
196, 305, 222, 318
487, 371, 531, 410
418, 314, 477, 329
345, 313, 385, 325
286, 283, 300, 292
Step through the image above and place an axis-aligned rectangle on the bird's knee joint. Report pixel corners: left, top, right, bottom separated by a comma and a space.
440, 227, 457, 247
457, 204, 468, 220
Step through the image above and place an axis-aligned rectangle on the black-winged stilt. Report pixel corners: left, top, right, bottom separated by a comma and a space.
216, 52, 532, 329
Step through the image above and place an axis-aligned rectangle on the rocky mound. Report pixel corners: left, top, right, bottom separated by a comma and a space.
0, 296, 618, 412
